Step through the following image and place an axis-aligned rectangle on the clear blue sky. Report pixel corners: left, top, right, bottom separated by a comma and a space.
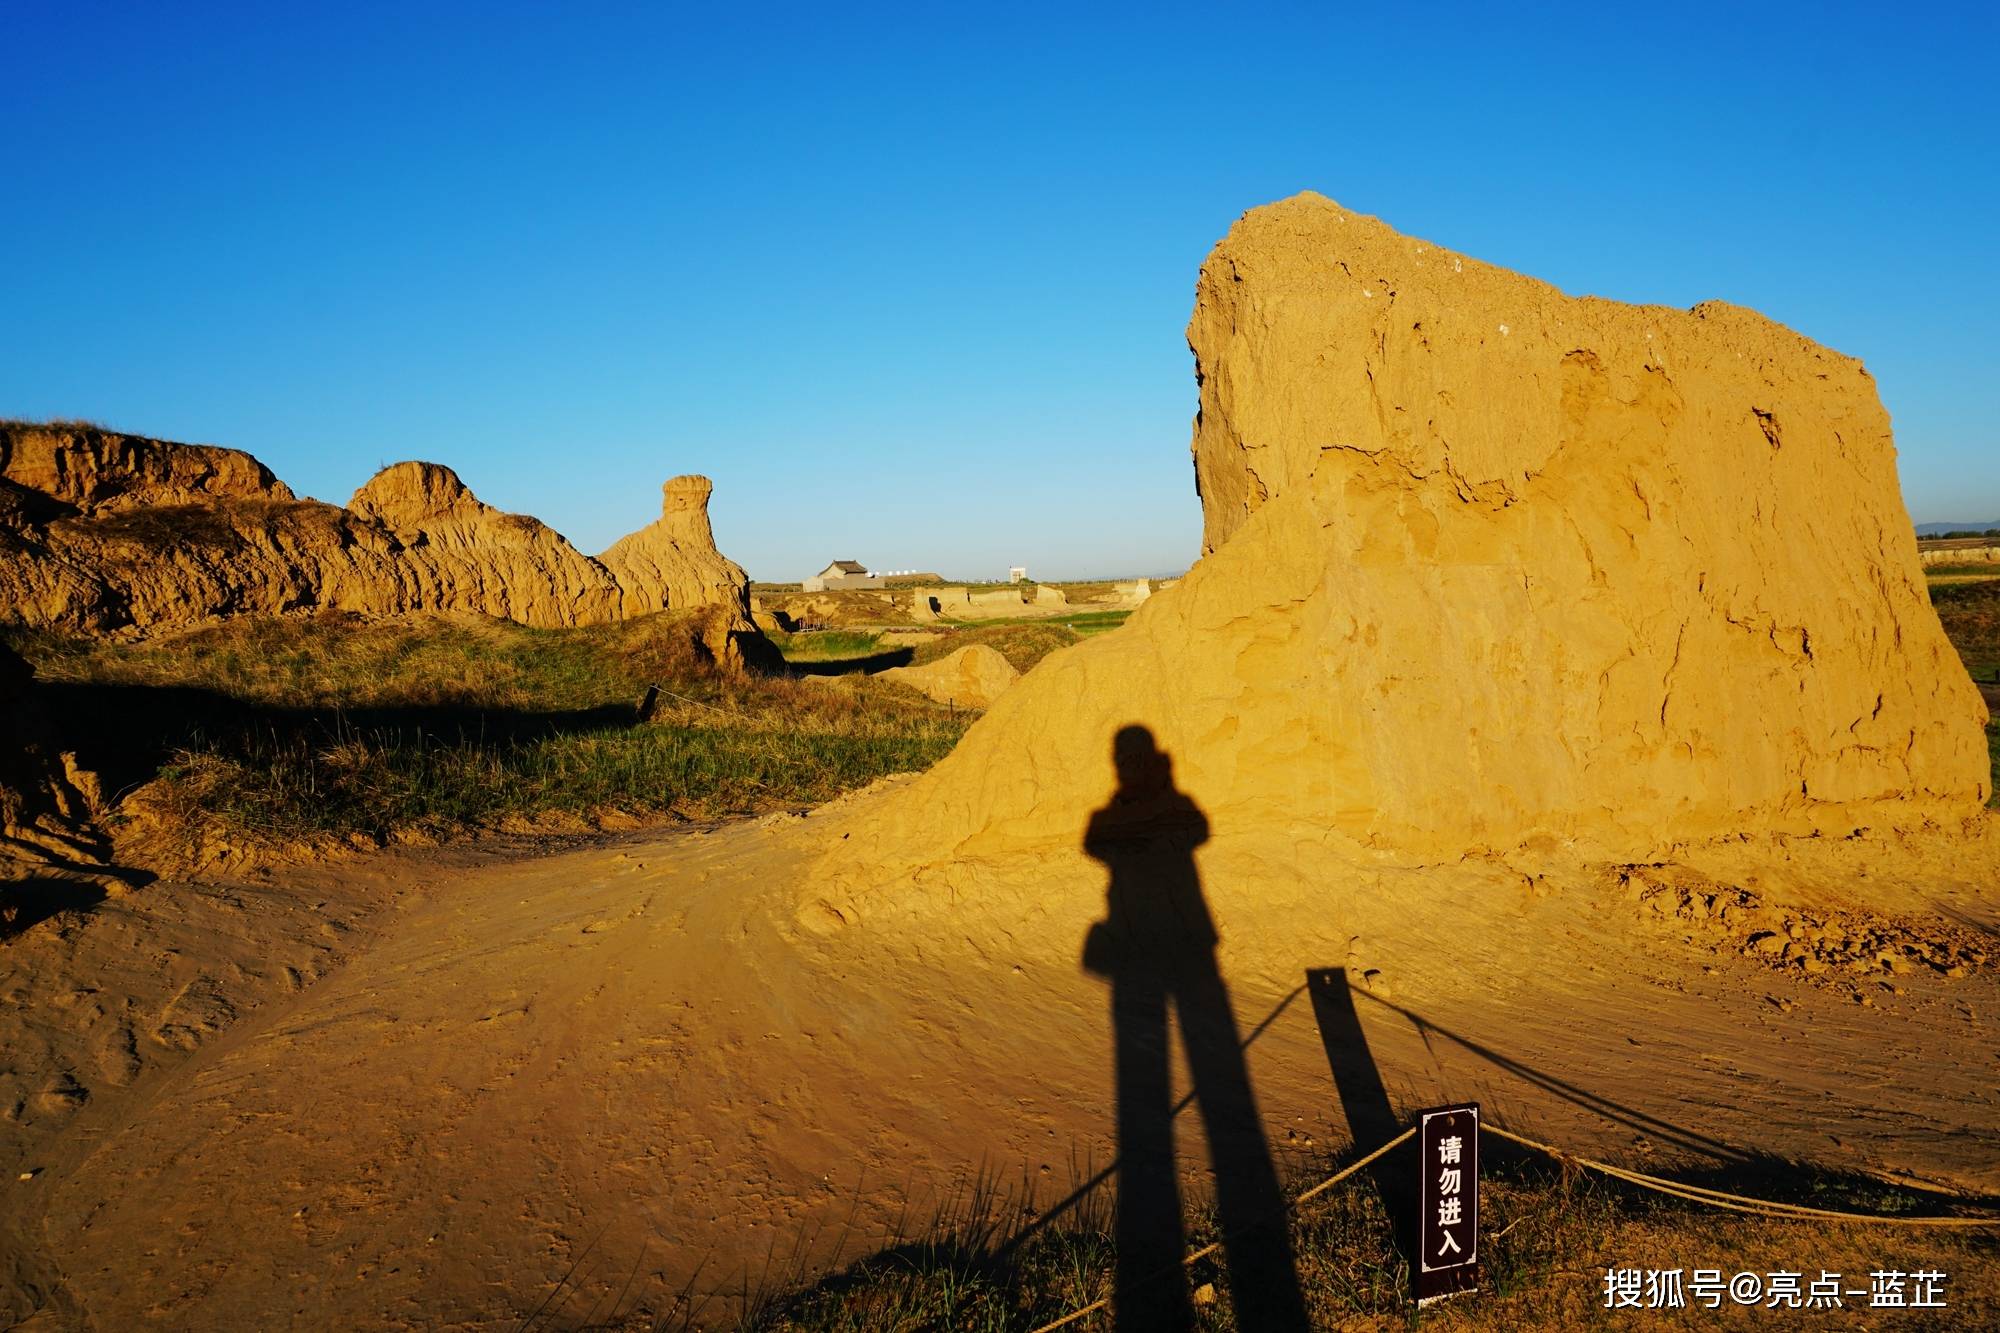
4, 2, 1995, 578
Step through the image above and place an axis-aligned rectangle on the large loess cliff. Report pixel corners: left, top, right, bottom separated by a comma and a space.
0, 423, 753, 639
822, 194, 1990, 895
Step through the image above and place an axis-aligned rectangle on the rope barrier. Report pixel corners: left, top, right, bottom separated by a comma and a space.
1483, 1125, 2000, 1229
644, 683, 735, 717
1023, 1128, 1415, 1333
993, 988, 1312, 1267
1023, 1120, 2000, 1332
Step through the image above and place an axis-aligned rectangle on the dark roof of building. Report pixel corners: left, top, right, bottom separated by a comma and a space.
826, 559, 868, 574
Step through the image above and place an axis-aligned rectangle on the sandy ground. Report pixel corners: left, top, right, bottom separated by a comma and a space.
3, 795, 1997, 1329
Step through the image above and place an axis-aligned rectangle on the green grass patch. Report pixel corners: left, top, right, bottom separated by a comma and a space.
770, 617, 1132, 679
923, 609, 1131, 634
1931, 577, 2000, 805
1932, 578, 2000, 681
1928, 572, 1992, 800
769, 630, 886, 662
151, 719, 952, 845
909, 622, 1085, 674
9, 612, 720, 712
5, 612, 967, 862
1988, 719, 2000, 810
1058, 609, 1134, 637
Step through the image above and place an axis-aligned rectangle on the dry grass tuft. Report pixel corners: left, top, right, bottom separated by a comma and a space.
738, 1152, 1996, 1331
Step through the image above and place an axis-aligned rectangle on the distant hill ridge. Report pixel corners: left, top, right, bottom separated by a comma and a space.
0, 420, 754, 644
1917, 521, 2000, 536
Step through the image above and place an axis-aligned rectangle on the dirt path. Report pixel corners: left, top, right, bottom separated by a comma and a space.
4, 805, 1996, 1329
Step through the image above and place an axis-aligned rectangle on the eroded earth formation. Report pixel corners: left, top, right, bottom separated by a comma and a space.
0, 423, 761, 890
0, 423, 752, 636
821, 191, 1990, 909
2, 197, 1995, 1331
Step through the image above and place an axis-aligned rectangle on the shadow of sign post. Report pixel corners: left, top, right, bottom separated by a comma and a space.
1308, 968, 1483, 1305
1305, 967, 1417, 1261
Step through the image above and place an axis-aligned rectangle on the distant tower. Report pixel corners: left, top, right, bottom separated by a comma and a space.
1008, 565, 1028, 582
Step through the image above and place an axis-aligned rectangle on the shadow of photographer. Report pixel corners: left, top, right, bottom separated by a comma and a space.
1082, 724, 1308, 1331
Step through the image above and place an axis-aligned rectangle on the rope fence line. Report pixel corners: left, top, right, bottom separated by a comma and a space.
1024, 1121, 2000, 1333
642, 682, 736, 717
1483, 1125, 2000, 1229
997, 987, 1313, 1266
1024, 1128, 1415, 1333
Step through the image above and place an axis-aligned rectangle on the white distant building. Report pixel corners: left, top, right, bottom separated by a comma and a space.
1008, 565, 1028, 582
802, 559, 881, 592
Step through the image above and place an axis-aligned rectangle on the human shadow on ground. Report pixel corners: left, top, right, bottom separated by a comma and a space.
1081, 725, 1309, 1332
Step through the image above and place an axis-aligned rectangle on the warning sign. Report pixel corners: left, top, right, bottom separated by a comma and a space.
1415, 1102, 1480, 1304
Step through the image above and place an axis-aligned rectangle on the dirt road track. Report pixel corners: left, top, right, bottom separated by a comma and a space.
4, 806, 1996, 1328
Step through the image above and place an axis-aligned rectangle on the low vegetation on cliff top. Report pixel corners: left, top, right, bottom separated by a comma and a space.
5, 611, 968, 866
1932, 577, 2000, 678
770, 613, 1130, 674
1930, 578, 2000, 803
